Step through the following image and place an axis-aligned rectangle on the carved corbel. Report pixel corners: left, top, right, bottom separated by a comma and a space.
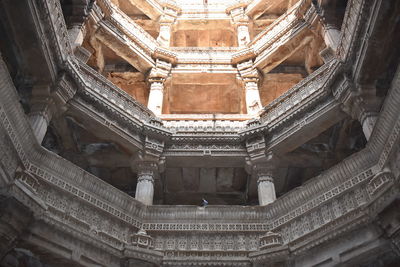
259, 231, 284, 250
130, 229, 154, 249
334, 77, 381, 140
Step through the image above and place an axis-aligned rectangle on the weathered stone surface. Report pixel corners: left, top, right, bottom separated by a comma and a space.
1, 0, 400, 265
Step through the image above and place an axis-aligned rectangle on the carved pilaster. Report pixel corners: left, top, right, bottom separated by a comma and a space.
312, 0, 341, 55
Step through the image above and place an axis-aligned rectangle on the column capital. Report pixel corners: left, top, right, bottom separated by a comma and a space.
148, 59, 171, 82
249, 151, 280, 175
237, 60, 260, 81
227, 4, 249, 24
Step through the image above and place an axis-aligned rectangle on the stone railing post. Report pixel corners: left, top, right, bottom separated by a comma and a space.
147, 60, 171, 115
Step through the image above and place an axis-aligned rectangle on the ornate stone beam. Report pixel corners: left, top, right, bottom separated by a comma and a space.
94, 24, 155, 73
125, 0, 163, 21
245, 0, 290, 20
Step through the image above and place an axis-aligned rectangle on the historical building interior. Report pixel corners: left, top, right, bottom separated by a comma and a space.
0, 0, 400, 266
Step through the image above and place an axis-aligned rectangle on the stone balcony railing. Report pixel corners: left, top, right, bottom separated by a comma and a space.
171, 47, 239, 64
163, 119, 247, 133
79, 62, 154, 123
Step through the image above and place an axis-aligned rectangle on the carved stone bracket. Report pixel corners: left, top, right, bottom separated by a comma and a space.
259, 231, 283, 250
334, 78, 381, 140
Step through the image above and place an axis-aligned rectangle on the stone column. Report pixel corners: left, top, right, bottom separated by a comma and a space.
237, 23, 251, 47
156, 7, 178, 47
68, 25, 86, 51
135, 162, 158, 205
229, 6, 250, 47
28, 85, 55, 144
237, 60, 262, 115
358, 111, 378, 141
256, 168, 276, 206
245, 81, 262, 115
157, 24, 172, 48
351, 92, 380, 141
147, 81, 164, 116
313, 2, 341, 53
321, 23, 340, 52
29, 113, 51, 144
147, 60, 171, 115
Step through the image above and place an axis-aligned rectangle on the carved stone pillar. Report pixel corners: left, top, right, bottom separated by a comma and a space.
335, 79, 381, 141
237, 60, 262, 115
245, 81, 262, 115
68, 25, 86, 51
358, 110, 378, 141
135, 162, 157, 205
228, 5, 250, 47
28, 85, 55, 144
313, 2, 341, 54
157, 7, 178, 47
350, 91, 380, 141
321, 23, 341, 52
147, 60, 171, 115
62, 0, 95, 51
256, 168, 276, 206
147, 82, 164, 116
28, 75, 76, 144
